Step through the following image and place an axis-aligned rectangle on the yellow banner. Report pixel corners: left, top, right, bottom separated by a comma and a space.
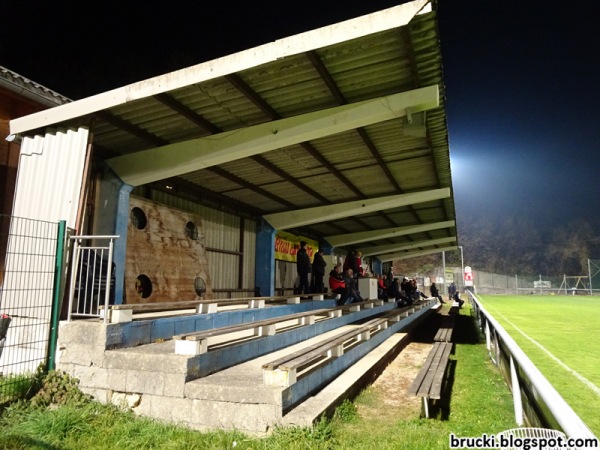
275, 231, 318, 262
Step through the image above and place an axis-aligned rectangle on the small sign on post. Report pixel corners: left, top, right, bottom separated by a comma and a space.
464, 266, 473, 287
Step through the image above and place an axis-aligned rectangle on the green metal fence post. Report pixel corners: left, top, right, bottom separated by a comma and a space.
48, 220, 67, 370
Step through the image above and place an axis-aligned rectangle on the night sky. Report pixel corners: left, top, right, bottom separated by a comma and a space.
2, 0, 600, 231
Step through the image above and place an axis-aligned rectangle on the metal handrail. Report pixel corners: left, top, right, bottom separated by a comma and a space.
67, 235, 118, 324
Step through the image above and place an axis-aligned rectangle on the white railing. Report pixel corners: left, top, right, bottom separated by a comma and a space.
67, 235, 118, 323
468, 291, 596, 440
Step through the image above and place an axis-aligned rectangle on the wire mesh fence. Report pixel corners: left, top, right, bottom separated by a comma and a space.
0, 214, 59, 403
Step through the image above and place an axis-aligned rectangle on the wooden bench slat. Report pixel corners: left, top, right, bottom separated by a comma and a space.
176, 308, 333, 340
264, 305, 409, 372
408, 342, 452, 396
106, 293, 333, 311
429, 343, 453, 399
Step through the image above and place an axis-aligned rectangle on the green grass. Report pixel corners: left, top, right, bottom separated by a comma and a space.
0, 306, 517, 449
477, 294, 600, 436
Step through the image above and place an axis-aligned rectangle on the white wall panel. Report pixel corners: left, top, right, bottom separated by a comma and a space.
12, 127, 90, 227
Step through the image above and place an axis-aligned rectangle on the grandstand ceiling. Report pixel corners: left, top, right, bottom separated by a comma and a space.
9, 1, 457, 259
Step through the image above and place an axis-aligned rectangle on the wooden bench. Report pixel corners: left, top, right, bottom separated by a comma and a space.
408, 340, 453, 418
101, 293, 331, 323
262, 306, 412, 387
173, 299, 384, 356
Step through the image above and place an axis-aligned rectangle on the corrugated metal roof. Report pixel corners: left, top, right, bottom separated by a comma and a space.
9, 1, 457, 260
0, 65, 71, 107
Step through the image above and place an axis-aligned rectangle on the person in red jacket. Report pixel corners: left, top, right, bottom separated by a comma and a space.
329, 264, 347, 305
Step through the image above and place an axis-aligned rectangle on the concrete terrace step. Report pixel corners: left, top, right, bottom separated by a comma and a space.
57, 299, 436, 434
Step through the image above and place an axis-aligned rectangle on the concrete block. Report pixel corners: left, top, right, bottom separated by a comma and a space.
126, 370, 164, 395
263, 368, 296, 387
110, 309, 133, 323
359, 330, 371, 341
58, 320, 107, 346
328, 310, 342, 318
175, 339, 207, 355
349, 304, 361, 312
57, 342, 106, 367
249, 299, 265, 308
328, 344, 344, 358
198, 303, 217, 314
106, 368, 128, 391
74, 365, 109, 390
287, 297, 301, 304
254, 324, 276, 337
163, 372, 186, 398
190, 400, 279, 432
312, 294, 324, 301
80, 387, 110, 404
298, 315, 314, 326
124, 322, 152, 347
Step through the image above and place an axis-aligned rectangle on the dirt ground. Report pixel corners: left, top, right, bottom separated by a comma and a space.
356, 309, 446, 420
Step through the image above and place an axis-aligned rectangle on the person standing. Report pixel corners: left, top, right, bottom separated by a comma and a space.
448, 282, 457, 303
312, 249, 327, 293
430, 282, 445, 304
296, 241, 312, 294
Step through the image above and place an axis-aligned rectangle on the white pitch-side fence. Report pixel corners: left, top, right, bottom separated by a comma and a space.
468, 291, 596, 440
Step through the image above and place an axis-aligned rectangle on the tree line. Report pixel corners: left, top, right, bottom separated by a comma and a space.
391, 216, 600, 278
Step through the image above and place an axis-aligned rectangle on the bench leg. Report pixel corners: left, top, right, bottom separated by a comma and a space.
175, 338, 208, 356
248, 299, 265, 309
198, 303, 217, 314
422, 397, 430, 419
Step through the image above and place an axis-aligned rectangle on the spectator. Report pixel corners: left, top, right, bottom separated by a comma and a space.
354, 251, 364, 278
430, 282, 445, 304
378, 274, 388, 300
448, 282, 457, 303
411, 278, 428, 301
343, 268, 363, 304
296, 241, 312, 294
311, 249, 327, 293
328, 264, 347, 305
389, 278, 409, 306
453, 290, 465, 308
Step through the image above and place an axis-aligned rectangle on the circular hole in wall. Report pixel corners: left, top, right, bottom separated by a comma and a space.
194, 277, 206, 297
130, 207, 147, 230
136, 274, 153, 298
185, 221, 198, 240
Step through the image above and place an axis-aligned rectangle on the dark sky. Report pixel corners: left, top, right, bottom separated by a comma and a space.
2, 0, 600, 230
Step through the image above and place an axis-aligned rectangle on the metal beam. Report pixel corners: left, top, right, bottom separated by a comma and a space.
106, 86, 439, 186
360, 236, 457, 257
325, 220, 455, 248
263, 188, 449, 230
378, 246, 458, 262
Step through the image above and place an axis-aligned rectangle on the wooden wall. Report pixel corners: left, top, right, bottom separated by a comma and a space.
125, 196, 213, 303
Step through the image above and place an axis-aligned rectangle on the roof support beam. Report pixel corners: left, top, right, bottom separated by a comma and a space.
106, 85, 439, 186
263, 188, 450, 230
325, 220, 455, 248
378, 246, 458, 262
360, 236, 457, 257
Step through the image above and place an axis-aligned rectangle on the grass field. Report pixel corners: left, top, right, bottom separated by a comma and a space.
477, 294, 600, 436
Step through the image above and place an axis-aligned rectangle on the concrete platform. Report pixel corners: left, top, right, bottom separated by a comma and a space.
57, 300, 435, 434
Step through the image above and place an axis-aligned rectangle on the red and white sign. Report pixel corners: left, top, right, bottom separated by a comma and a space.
464, 266, 473, 286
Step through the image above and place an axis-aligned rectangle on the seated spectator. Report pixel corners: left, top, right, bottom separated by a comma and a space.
343, 268, 363, 304
430, 282, 445, 304
389, 278, 410, 306
452, 290, 465, 308
328, 265, 347, 305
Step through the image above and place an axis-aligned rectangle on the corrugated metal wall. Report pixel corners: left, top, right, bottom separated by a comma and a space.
12, 127, 89, 227
149, 190, 256, 296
